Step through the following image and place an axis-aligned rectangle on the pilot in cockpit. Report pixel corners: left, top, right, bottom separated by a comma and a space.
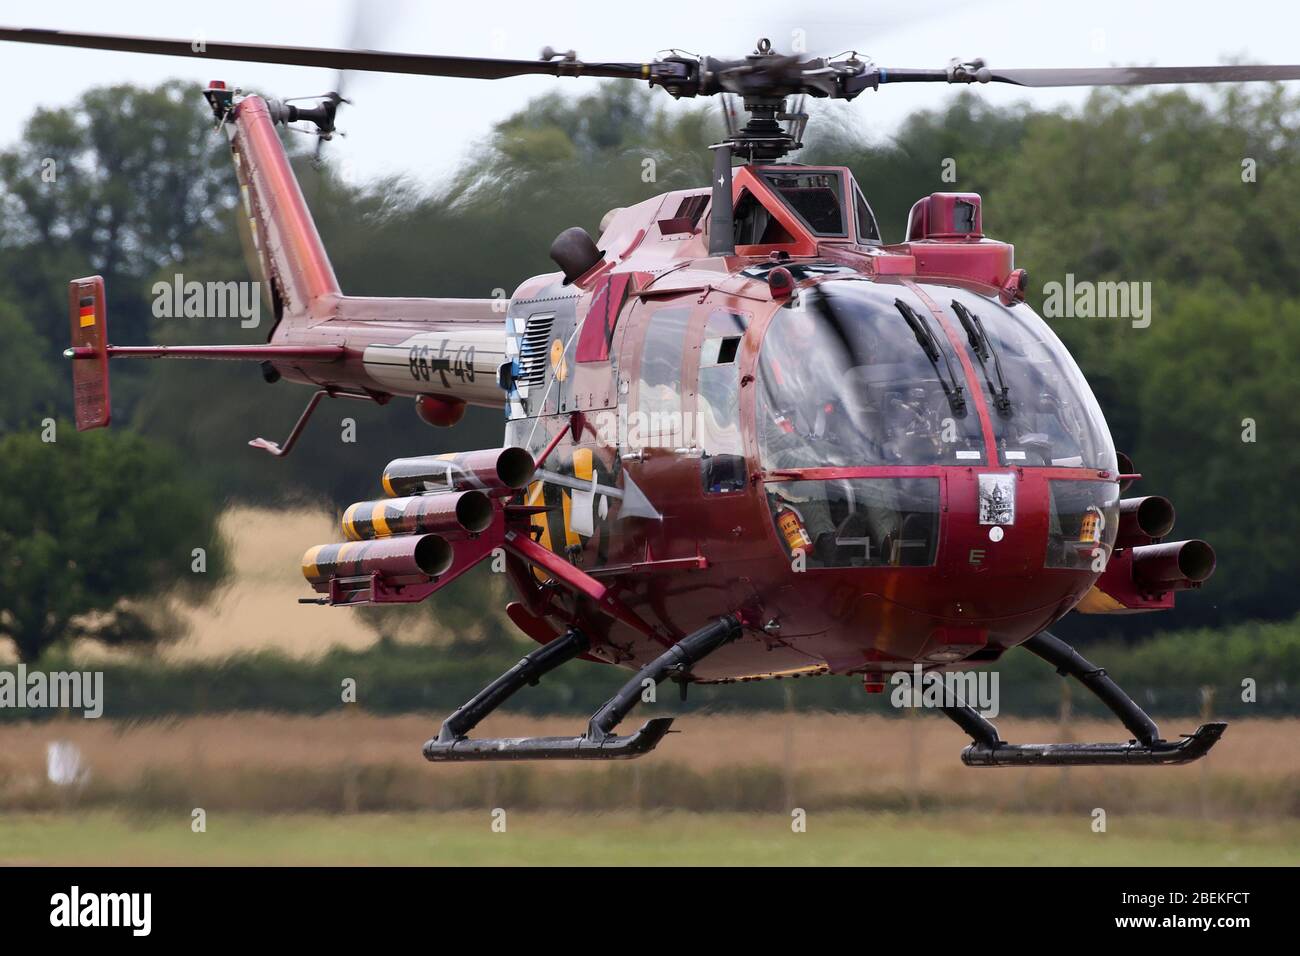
1002, 388, 1087, 467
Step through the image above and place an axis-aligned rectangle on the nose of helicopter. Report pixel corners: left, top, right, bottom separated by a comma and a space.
764, 466, 1120, 671
864, 467, 1113, 662
957, 467, 1118, 603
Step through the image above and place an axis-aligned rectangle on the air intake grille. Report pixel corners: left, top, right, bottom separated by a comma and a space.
517, 312, 556, 387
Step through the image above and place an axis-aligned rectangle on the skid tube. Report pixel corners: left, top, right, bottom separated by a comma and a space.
423, 614, 742, 762
943, 631, 1227, 767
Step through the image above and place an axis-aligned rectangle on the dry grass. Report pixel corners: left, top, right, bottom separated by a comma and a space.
1, 712, 1295, 818
24, 506, 382, 666
160, 506, 379, 661
1, 710, 1287, 776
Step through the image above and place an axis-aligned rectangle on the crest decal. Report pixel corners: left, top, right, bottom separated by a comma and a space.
978, 473, 1016, 526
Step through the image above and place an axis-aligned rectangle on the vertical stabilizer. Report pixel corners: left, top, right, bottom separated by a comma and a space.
208, 85, 341, 322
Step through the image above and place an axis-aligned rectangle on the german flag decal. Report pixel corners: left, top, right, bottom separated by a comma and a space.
68, 276, 111, 431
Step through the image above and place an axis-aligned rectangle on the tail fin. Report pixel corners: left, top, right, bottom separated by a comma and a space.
211, 87, 341, 321
67, 275, 111, 430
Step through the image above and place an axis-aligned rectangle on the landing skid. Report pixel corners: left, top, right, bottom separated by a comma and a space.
943, 631, 1226, 767
423, 615, 741, 762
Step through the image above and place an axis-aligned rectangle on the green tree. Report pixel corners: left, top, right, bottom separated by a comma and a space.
1127, 281, 1300, 622
0, 428, 227, 661
0, 81, 238, 422
0, 299, 59, 432
803, 91, 1036, 241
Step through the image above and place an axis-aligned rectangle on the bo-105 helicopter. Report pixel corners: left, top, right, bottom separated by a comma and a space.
4, 25, 1293, 766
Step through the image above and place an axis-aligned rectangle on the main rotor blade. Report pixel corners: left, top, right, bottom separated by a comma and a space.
990, 64, 1300, 87
878, 63, 1300, 88
0, 26, 646, 81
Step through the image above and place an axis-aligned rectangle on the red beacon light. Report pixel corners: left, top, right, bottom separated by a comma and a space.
767, 266, 795, 299
202, 81, 235, 117
1000, 268, 1028, 305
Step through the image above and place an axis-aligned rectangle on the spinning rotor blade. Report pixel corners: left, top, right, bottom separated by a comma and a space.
0, 26, 647, 80
5, 25, 1299, 100
992, 64, 1300, 87
311, 0, 375, 163
882, 62, 1300, 88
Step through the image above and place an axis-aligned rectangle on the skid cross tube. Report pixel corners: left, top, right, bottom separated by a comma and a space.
1022, 631, 1160, 745
943, 630, 1227, 767
433, 627, 590, 744
586, 615, 740, 741
423, 614, 742, 762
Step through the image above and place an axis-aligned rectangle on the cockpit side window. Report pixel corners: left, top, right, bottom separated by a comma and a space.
854, 186, 881, 243
733, 189, 795, 246
699, 311, 748, 493
760, 170, 847, 237
634, 306, 691, 451
766, 478, 940, 568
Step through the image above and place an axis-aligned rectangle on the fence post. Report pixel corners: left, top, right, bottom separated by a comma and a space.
1058, 679, 1072, 812
1199, 685, 1216, 819
782, 682, 796, 812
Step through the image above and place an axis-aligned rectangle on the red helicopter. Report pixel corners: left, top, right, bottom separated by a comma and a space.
5, 26, 1294, 766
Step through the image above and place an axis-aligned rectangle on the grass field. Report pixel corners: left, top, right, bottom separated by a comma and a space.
1, 712, 1297, 864
5, 713, 1298, 816
2, 810, 1295, 866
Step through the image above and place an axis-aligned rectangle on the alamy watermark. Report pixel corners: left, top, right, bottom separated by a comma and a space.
152, 273, 261, 329
1042, 274, 1152, 329
587, 403, 708, 452
0, 665, 103, 718
50, 886, 150, 936
890, 664, 1000, 717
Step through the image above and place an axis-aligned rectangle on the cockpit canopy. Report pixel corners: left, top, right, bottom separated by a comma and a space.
756, 278, 1117, 471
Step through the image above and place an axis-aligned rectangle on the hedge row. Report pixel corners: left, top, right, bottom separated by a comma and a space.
4, 617, 1297, 722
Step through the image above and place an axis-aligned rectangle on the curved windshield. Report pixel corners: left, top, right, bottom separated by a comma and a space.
757, 281, 984, 469
947, 290, 1117, 470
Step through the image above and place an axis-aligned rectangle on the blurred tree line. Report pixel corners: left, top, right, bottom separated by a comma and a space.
11, 613, 1297, 721
0, 78, 1297, 659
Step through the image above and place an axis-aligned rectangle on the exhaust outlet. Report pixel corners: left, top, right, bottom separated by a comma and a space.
381, 447, 535, 498
1116, 495, 1175, 548
1131, 539, 1216, 592
302, 533, 453, 587
342, 490, 493, 540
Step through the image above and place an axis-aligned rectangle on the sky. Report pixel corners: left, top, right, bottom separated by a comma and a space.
1, 0, 1298, 190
